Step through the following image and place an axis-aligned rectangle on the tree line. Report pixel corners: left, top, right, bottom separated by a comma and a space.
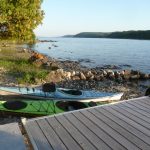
74, 30, 150, 40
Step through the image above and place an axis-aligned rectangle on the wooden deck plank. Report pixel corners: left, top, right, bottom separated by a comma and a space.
103, 106, 150, 137
95, 107, 150, 145
0, 123, 26, 150
137, 100, 150, 108
124, 101, 150, 115
111, 105, 150, 130
89, 108, 150, 150
56, 115, 97, 150
64, 113, 111, 150
134, 100, 150, 109
119, 102, 150, 118
126, 101, 150, 113
25, 121, 53, 150
80, 110, 140, 150
136, 97, 150, 104
117, 103, 150, 124
36, 119, 67, 150
74, 110, 127, 150
46, 116, 82, 150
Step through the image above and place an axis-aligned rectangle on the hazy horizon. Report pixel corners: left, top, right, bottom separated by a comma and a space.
34, 0, 150, 37
36, 30, 150, 38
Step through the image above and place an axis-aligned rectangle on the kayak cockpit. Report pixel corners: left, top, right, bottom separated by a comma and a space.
59, 89, 82, 96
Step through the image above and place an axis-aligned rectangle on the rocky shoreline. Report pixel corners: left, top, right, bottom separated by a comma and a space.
0, 44, 150, 100
28, 49, 150, 100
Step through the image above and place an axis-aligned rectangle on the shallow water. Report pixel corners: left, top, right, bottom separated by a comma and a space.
26, 37, 150, 73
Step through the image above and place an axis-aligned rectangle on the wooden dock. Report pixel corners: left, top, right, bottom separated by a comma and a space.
24, 96, 150, 150
0, 122, 26, 150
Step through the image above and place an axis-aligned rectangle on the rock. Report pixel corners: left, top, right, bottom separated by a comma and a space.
100, 65, 121, 69
84, 71, 94, 80
91, 70, 97, 75
108, 73, 115, 79
114, 71, 120, 78
72, 76, 81, 81
41, 57, 49, 64
88, 75, 95, 80
56, 69, 64, 75
120, 70, 125, 76
75, 71, 80, 76
120, 70, 131, 80
46, 71, 63, 82
49, 62, 60, 70
124, 70, 131, 76
79, 72, 86, 80
131, 70, 140, 75
130, 75, 140, 80
70, 71, 76, 77
78, 58, 91, 63
63, 71, 71, 80
29, 52, 45, 62
94, 75, 104, 81
106, 70, 115, 79
102, 70, 107, 76
43, 62, 51, 67
139, 73, 149, 79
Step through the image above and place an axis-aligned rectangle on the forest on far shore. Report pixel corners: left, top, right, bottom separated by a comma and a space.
72, 30, 150, 40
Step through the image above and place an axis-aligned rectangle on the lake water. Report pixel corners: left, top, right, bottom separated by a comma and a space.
27, 37, 150, 73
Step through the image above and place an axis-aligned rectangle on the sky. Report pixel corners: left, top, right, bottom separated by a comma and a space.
34, 0, 150, 37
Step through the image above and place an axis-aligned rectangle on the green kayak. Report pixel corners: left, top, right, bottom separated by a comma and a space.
0, 100, 111, 117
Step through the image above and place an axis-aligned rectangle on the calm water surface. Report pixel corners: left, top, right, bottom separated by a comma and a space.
27, 38, 150, 73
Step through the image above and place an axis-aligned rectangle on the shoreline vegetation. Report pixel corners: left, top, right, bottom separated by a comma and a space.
63, 30, 150, 40
0, 42, 150, 101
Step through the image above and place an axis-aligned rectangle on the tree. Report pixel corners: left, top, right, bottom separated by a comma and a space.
0, 0, 44, 42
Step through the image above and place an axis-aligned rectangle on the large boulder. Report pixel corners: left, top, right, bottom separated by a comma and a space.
84, 71, 94, 80
46, 71, 62, 82
72, 76, 81, 81
63, 71, 72, 80
79, 72, 86, 80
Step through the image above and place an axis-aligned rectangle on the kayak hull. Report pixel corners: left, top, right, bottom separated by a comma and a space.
0, 86, 123, 102
0, 100, 112, 117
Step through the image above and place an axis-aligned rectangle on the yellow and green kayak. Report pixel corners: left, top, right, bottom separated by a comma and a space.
0, 100, 111, 117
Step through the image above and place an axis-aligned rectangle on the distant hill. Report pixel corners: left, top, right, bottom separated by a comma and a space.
73, 30, 150, 40
62, 35, 74, 38
74, 32, 110, 38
